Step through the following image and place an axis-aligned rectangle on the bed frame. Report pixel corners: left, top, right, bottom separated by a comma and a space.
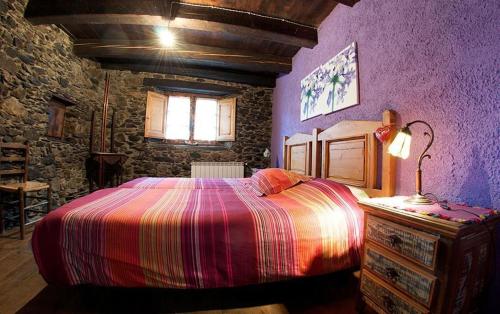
283, 110, 396, 197
282, 130, 319, 177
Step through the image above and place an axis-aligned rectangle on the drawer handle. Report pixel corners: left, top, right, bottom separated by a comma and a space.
383, 296, 396, 313
385, 267, 400, 282
388, 234, 402, 248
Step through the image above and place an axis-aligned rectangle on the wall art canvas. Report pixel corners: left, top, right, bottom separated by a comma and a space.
300, 42, 359, 121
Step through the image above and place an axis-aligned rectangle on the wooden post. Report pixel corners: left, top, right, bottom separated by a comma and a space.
110, 110, 115, 153
89, 110, 95, 153
382, 109, 397, 196
18, 188, 25, 240
311, 128, 319, 178
100, 73, 110, 152
321, 140, 327, 179
367, 134, 377, 189
282, 136, 289, 170
23, 142, 29, 183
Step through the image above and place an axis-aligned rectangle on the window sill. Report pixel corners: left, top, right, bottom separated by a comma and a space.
172, 144, 227, 150
144, 138, 230, 150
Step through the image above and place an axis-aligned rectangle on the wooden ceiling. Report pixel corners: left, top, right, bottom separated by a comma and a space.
24, 0, 359, 88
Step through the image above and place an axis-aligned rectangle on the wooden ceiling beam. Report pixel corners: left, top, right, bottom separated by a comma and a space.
143, 78, 242, 96
24, 0, 318, 48
169, 2, 317, 48
100, 62, 276, 87
74, 40, 292, 73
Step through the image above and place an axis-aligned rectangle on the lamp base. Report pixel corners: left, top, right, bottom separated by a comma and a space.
404, 194, 434, 205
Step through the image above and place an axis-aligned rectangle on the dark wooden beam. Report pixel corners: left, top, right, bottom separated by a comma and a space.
143, 78, 242, 96
51, 94, 78, 107
100, 62, 276, 88
24, 0, 318, 48
169, 2, 317, 48
74, 40, 292, 73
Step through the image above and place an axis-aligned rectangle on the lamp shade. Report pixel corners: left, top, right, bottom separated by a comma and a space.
388, 127, 412, 159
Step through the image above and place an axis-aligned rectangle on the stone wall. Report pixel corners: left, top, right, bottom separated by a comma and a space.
0, 0, 104, 206
107, 71, 273, 180
0, 0, 273, 208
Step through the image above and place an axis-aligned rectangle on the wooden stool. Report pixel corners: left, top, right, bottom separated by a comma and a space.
0, 142, 51, 239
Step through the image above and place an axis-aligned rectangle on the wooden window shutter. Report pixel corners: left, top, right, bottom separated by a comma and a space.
216, 97, 236, 141
144, 91, 168, 139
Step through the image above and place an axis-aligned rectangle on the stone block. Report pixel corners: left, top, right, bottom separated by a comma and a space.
2, 96, 25, 117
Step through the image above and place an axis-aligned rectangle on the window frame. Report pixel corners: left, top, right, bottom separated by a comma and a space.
163, 92, 223, 145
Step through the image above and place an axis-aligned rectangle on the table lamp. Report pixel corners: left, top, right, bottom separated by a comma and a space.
388, 120, 435, 205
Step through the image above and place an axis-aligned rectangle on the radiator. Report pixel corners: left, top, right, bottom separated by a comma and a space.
191, 162, 245, 178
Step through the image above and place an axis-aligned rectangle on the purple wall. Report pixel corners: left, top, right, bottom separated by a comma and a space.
272, 0, 499, 209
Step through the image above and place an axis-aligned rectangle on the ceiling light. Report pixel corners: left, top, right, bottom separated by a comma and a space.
157, 28, 175, 47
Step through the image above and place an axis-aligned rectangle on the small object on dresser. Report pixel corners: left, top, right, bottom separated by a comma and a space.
357, 197, 499, 314
367, 196, 499, 224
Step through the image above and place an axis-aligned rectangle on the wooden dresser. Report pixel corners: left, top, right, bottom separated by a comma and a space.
358, 199, 498, 314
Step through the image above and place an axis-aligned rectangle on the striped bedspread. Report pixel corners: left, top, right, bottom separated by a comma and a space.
119, 177, 251, 189
32, 178, 363, 288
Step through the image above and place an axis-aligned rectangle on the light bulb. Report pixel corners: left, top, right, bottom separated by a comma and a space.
157, 28, 175, 47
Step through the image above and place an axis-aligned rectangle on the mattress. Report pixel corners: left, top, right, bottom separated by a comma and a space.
32, 178, 363, 288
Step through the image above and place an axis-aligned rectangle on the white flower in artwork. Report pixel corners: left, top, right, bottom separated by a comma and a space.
300, 42, 359, 120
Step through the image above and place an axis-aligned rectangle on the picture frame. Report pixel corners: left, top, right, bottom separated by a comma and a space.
300, 42, 359, 121
47, 95, 77, 138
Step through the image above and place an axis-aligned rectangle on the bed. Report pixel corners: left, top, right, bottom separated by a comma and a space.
32, 110, 396, 288
118, 177, 251, 190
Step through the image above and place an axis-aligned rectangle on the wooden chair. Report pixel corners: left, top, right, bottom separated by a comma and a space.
0, 142, 51, 239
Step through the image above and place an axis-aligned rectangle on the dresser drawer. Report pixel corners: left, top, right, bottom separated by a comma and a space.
364, 243, 437, 306
366, 215, 439, 270
361, 270, 429, 314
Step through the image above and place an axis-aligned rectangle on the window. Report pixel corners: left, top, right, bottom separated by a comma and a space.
194, 98, 217, 141
144, 91, 236, 143
165, 96, 190, 140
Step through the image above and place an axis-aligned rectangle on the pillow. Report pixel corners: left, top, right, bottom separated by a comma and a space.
251, 168, 311, 196
346, 185, 370, 200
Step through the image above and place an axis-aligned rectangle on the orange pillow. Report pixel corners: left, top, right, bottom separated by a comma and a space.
251, 168, 311, 196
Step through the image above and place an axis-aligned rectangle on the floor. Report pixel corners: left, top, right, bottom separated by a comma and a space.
0, 227, 359, 314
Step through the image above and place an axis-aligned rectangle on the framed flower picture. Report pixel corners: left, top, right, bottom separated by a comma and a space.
300, 42, 359, 121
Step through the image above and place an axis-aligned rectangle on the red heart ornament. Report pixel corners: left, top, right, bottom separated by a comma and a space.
375, 125, 394, 143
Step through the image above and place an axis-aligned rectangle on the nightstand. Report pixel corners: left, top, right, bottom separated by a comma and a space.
357, 197, 499, 314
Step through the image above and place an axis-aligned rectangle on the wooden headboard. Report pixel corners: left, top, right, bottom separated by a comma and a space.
316, 110, 396, 197
282, 130, 319, 177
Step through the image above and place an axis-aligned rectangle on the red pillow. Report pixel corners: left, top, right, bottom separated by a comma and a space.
251, 168, 311, 196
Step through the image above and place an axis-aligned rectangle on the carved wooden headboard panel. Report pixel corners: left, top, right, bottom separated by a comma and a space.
316, 110, 396, 197
282, 130, 319, 177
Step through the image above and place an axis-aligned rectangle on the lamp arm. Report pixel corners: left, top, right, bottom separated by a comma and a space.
406, 120, 434, 170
